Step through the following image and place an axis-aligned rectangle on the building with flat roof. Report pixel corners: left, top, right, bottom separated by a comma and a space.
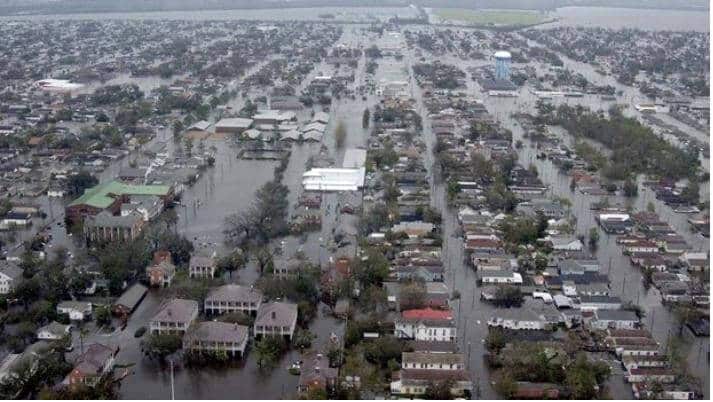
302, 168, 365, 192
214, 117, 253, 134
66, 181, 173, 225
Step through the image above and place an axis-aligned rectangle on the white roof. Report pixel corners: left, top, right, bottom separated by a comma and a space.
188, 120, 211, 131
215, 117, 253, 129
342, 148, 367, 169
313, 111, 330, 123
598, 213, 630, 221
302, 168, 365, 192
494, 51, 511, 59
253, 110, 296, 122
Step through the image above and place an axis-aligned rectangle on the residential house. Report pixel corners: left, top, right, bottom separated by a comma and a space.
621, 355, 669, 370
146, 260, 176, 287
626, 367, 676, 384
394, 308, 456, 342
57, 301, 92, 321
254, 302, 298, 340
67, 343, 117, 388
298, 352, 338, 395
487, 308, 549, 331
390, 369, 472, 397
37, 321, 72, 340
189, 254, 216, 279
204, 284, 263, 316
401, 352, 465, 370
544, 236, 583, 252
679, 251, 709, 272
149, 299, 199, 335
579, 295, 622, 311
0, 261, 23, 295
622, 239, 659, 254
478, 270, 523, 285
273, 260, 302, 280
590, 310, 640, 330
183, 321, 249, 357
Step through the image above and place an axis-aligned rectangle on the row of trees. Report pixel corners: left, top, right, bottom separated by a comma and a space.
537, 104, 700, 182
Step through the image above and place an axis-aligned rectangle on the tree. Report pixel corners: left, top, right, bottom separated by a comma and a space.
216, 249, 245, 278
588, 227, 600, 248
95, 305, 112, 327
485, 328, 507, 353
446, 178, 461, 201
362, 108, 370, 129
11, 278, 41, 310
363, 336, 403, 368
292, 328, 315, 350
623, 178, 638, 197
184, 137, 194, 157
565, 353, 610, 399
673, 303, 703, 335
67, 170, 98, 196
142, 333, 182, 361
424, 379, 455, 399
254, 336, 287, 369
681, 177, 700, 205
494, 371, 517, 398
172, 120, 184, 137
399, 282, 426, 310
493, 285, 523, 307
647, 202, 656, 213
335, 121, 347, 149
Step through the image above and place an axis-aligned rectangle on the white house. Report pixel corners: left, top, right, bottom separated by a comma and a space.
579, 295, 622, 311
37, 321, 72, 340
57, 301, 92, 321
0, 262, 23, 295
478, 270, 522, 285
395, 308, 456, 342
590, 310, 640, 330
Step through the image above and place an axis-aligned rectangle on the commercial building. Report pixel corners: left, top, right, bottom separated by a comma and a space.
66, 181, 173, 225
214, 117, 253, 134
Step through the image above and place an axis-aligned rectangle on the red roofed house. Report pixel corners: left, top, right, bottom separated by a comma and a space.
66, 343, 118, 388
395, 308, 455, 342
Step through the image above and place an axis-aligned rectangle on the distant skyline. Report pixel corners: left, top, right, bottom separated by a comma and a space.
0, 0, 709, 16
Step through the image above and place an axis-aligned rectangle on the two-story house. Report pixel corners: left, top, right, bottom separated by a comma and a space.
149, 299, 199, 335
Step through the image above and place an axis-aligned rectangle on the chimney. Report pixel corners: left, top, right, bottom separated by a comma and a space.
167, 309, 172, 317
271, 311, 276, 320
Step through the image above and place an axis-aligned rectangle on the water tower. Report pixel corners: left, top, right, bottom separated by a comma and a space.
494, 51, 512, 81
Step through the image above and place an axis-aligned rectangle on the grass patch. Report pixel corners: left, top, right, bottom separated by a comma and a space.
434, 8, 546, 26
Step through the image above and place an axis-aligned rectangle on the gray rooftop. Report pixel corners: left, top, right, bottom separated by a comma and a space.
255, 302, 298, 327
205, 284, 263, 303
152, 299, 199, 324
0, 261, 22, 280
186, 321, 248, 344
